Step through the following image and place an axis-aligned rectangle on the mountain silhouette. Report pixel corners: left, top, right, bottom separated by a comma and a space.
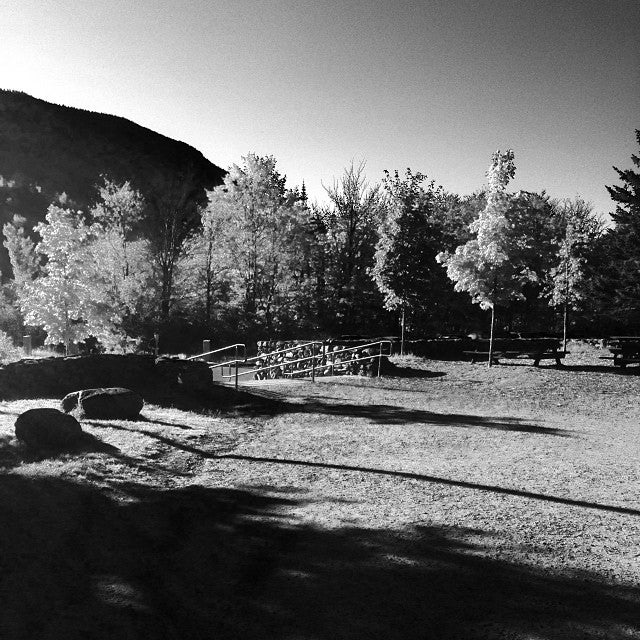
0, 89, 225, 277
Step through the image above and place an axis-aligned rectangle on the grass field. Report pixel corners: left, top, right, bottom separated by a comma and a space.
1, 343, 639, 639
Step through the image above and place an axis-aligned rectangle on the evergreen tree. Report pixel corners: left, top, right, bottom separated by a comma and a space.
607, 130, 640, 226
586, 130, 640, 330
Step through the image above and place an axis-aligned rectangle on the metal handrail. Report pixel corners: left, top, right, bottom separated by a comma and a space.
222, 339, 393, 387
187, 343, 246, 361
283, 352, 383, 377
325, 340, 392, 356
244, 341, 324, 364
221, 351, 322, 380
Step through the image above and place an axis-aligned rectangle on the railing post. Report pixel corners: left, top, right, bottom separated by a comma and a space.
203, 339, 211, 362
234, 345, 239, 390
311, 343, 315, 382
377, 342, 383, 377
23, 335, 32, 357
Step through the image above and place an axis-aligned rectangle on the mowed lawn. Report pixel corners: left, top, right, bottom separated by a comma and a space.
1, 346, 639, 640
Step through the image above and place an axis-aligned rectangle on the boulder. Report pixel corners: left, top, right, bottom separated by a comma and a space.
61, 387, 144, 420
15, 408, 83, 448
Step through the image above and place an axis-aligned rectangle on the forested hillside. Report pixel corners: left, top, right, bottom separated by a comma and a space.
0, 90, 225, 275
0, 90, 637, 352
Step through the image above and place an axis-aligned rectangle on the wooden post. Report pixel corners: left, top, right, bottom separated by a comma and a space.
23, 336, 32, 357
400, 306, 406, 356
377, 342, 383, 377
203, 339, 211, 362
154, 333, 159, 358
488, 304, 496, 369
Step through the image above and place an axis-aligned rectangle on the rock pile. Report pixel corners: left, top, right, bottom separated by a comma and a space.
0, 355, 214, 400
254, 340, 395, 379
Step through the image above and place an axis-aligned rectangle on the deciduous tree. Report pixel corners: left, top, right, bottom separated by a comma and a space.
205, 154, 304, 337
320, 161, 385, 333
437, 150, 537, 365
20, 205, 120, 352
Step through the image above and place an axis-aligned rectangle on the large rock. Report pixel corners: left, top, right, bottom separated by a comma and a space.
61, 387, 144, 420
15, 408, 83, 448
154, 357, 212, 391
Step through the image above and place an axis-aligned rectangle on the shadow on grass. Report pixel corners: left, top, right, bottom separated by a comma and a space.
142, 383, 285, 418
0, 475, 637, 640
297, 400, 567, 435
558, 364, 640, 375
0, 432, 192, 479
70, 422, 640, 517
387, 366, 447, 379
0, 431, 119, 468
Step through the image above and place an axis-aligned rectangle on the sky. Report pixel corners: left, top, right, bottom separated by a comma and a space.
1, 0, 638, 216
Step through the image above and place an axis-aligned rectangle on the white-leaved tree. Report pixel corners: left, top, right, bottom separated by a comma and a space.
90, 179, 155, 337
177, 204, 229, 325
437, 150, 537, 365
20, 205, 122, 352
204, 153, 304, 336
546, 197, 602, 349
2, 215, 39, 287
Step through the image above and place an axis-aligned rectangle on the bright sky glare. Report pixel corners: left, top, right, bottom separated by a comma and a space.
1, 0, 638, 216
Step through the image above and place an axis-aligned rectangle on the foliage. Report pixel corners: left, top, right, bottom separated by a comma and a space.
176, 204, 231, 326
585, 131, 640, 329
2, 215, 39, 286
372, 168, 446, 311
546, 197, 602, 311
90, 179, 156, 334
204, 154, 305, 337
0, 329, 21, 363
437, 150, 537, 311
318, 161, 386, 332
20, 205, 122, 350
607, 129, 640, 227
0, 89, 224, 300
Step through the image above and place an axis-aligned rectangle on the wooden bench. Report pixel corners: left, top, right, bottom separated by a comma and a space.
605, 337, 640, 368
463, 338, 567, 367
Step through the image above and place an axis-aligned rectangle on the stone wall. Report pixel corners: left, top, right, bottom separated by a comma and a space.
0, 355, 212, 400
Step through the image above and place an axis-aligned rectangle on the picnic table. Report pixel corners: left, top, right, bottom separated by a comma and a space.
464, 337, 567, 367
606, 337, 640, 368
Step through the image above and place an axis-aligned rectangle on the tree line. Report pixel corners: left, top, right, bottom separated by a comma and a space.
1, 130, 639, 353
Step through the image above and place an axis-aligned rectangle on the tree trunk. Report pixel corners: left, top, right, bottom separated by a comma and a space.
400, 306, 406, 356
488, 304, 496, 369
563, 257, 569, 353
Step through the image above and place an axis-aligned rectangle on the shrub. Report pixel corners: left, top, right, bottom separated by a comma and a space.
0, 330, 21, 363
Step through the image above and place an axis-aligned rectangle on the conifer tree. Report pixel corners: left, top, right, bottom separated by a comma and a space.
587, 130, 640, 329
